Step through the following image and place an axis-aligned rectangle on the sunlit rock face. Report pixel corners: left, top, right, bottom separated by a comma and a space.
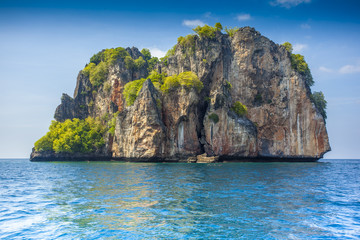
49, 27, 330, 161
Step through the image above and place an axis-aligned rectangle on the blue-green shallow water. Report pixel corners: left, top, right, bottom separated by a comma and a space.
0, 159, 359, 239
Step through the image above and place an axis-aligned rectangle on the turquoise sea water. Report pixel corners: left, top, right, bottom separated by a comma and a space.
0, 159, 359, 239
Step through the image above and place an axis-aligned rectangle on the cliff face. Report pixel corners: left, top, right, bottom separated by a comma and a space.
33, 27, 330, 161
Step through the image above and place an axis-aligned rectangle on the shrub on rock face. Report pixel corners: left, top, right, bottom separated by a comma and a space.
311, 91, 327, 120
232, 101, 248, 116
281, 42, 314, 87
224, 27, 239, 38
208, 113, 219, 123
177, 72, 203, 93
123, 78, 146, 106
123, 71, 203, 105
141, 48, 151, 61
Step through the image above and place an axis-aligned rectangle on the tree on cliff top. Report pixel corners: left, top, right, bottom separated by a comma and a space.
281, 42, 314, 87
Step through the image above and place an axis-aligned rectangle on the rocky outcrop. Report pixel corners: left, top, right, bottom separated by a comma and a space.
111, 79, 166, 160
31, 26, 330, 162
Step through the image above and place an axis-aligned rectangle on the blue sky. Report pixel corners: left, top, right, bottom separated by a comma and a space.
0, 0, 359, 158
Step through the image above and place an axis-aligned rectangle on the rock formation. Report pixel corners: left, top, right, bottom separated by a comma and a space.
31, 26, 330, 162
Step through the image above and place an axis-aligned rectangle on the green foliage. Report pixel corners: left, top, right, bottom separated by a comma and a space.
311, 91, 327, 120
88, 100, 94, 107
135, 56, 146, 69
161, 71, 203, 93
225, 80, 232, 89
166, 45, 177, 57
193, 24, 217, 39
123, 78, 146, 105
232, 101, 248, 116
123, 71, 202, 105
177, 72, 203, 93
148, 70, 166, 84
202, 59, 207, 64
125, 56, 147, 71
141, 48, 151, 61
281, 42, 314, 86
103, 47, 129, 65
160, 56, 168, 66
215, 22, 223, 31
161, 75, 181, 93
34, 117, 106, 153
178, 34, 196, 55
83, 62, 96, 77
103, 82, 111, 93
208, 113, 219, 124
291, 54, 314, 86
90, 47, 129, 65
124, 56, 135, 70
107, 112, 119, 135
84, 48, 129, 88
148, 57, 159, 71
90, 52, 103, 65
282, 42, 293, 53
224, 27, 239, 38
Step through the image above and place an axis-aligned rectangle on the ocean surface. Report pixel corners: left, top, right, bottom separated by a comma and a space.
0, 159, 359, 239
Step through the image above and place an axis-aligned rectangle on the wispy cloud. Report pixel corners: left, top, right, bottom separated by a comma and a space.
292, 43, 308, 53
148, 48, 166, 58
339, 63, 360, 74
300, 23, 311, 29
236, 14, 251, 21
270, 0, 311, 8
319, 66, 334, 73
182, 19, 205, 28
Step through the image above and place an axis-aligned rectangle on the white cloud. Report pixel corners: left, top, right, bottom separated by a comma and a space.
270, 0, 311, 8
339, 64, 360, 74
319, 66, 334, 73
292, 43, 308, 53
236, 14, 251, 21
182, 19, 205, 28
148, 48, 166, 58
300, 23, 311, 29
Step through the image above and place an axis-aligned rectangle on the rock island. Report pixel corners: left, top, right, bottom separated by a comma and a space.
30, 24, 330, 162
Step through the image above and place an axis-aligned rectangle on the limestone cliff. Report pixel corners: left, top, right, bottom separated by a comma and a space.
31, 26, 330, 162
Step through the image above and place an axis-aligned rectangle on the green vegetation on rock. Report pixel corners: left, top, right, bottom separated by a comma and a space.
224, 26, 239, 38
311, 91, 327, 120
208, 113, 219, 123
90, 47, 129, 65
161, 71, 203, 93
123, 71, 203, 105
215, 22, 223, 32
34, 117, 106, 153
282, 42, 314, 86
141, 48, 151, 61
83, 47, 148, 88
108, 111, 120, 135
123, 78, 147, 106
232, 101, 248, 116
193, 24, 219, 39
83, 61, 108, 88
225, 80, 232, 89
147, 57, 159, 71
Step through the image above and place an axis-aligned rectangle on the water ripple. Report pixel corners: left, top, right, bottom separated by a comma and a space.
0, 159, 360, 239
